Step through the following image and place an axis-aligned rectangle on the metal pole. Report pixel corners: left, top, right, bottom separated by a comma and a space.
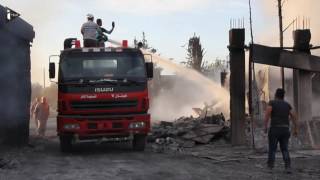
278, 0, 285, 89
248, 0, 255, 148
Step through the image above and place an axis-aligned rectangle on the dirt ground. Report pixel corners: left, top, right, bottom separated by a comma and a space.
1, 118, 320, 180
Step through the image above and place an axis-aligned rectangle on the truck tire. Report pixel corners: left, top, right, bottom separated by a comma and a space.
60, 136, 73, 153
132, 135, 146, 151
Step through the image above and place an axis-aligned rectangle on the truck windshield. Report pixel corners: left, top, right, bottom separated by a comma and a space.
60, 53, 146, 81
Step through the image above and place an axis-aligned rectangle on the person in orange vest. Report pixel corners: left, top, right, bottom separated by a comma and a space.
34, 97, 50, 137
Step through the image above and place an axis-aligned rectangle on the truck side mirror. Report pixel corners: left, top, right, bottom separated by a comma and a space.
49, 62, 56, 79
145, 62, 153, 79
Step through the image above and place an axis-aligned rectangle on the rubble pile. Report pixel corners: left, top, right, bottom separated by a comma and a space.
149, 113, 230, 153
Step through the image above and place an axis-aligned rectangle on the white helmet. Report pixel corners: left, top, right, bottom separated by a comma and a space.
87, 14, 94, 19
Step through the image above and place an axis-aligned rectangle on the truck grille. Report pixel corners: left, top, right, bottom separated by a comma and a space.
87, 122, 123, 130
70, 100, 138, 110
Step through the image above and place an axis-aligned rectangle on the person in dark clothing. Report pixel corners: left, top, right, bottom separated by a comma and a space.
96, 19, 115, 47
264, 88, 298, 173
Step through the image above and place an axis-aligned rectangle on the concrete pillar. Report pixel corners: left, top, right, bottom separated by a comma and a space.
293, 29, 314, 147
228, 29, 246, 146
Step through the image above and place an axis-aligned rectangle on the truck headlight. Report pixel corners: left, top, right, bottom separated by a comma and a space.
129, 122, 145, 129
64, 123, 80, 130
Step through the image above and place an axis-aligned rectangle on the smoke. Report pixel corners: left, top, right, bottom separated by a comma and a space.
148, 52, 229, 122
0, 0, 75, 85
258, 0, 320, 116
260, 0, 320, 55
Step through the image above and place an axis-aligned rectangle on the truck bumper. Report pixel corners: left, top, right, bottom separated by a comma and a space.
57, 114, 150, 140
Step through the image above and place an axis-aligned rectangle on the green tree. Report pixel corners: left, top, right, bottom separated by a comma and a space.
185, 34, 205, 72
202, 58, 228, 73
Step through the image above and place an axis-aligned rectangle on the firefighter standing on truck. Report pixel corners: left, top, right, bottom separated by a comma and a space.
96, 18, 115, 47
81, 14, 99, 47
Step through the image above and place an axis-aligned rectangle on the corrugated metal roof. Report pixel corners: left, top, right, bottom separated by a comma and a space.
0, 4, 35, 42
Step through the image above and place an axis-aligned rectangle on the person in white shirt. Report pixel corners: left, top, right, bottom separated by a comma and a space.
81, 14, 99, 47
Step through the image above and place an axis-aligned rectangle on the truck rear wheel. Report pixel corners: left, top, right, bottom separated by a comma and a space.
133, 135, 146, 151
60, 135, 73, 153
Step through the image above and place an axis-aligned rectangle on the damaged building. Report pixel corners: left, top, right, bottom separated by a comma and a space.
0, 5, 35, 145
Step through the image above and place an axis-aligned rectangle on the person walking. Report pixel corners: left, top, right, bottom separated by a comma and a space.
34, 97, 50, 137
96, 19, 115, 47
30, 97, 40, 128
264, 88, 298, 173
81, 14, 99, 47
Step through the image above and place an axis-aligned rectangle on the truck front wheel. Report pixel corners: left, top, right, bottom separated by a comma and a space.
132, 135, 146, 151
59, 135, 73, 153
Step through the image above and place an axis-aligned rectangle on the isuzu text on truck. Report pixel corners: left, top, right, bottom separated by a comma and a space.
49, 39, 153, 152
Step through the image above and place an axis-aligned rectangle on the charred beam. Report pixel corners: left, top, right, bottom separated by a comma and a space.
251, 44, 320, 72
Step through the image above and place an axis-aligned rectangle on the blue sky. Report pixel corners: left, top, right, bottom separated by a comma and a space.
1, 0, 319, 84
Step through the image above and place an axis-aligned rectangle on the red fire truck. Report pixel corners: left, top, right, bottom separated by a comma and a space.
49, 39, 153, 152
